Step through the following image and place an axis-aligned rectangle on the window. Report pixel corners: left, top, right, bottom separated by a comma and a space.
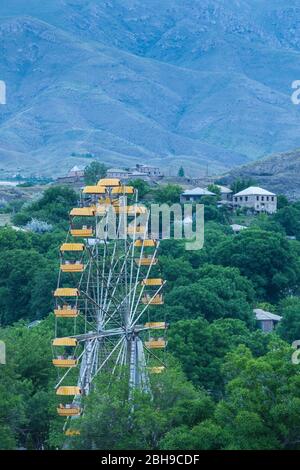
266, 196, 269, 201
245, 196, 248, 201
240, 196, 243, 201
271, 196, 274, 201
261, 196, 264, 201
256, 196, 259, 201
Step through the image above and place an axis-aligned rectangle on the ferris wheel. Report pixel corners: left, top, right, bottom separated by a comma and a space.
52, 178, 167, 435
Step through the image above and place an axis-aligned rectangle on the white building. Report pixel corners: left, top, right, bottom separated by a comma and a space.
233, 186, 277, 214
68, 165, 85, 178
107, 165, 161, 181
106, 168, 132, 179
180, 187, 216, 203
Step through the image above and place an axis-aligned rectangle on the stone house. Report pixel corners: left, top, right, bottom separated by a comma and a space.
215, 185, 233, 201
180, 187, 216, 203
135, 164, 162, 177
233, 186, 277, 214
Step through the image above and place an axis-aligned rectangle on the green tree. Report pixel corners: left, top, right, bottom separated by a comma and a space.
207, 184, 221, 198
213, 342, 300, 449
154, 184, 182, 205
0, 318, 56, 449
274, 205, 300, 239
12, 186, 77, 228
163, 340, 300, 450
277, 297, 300, 342
178, 166, 185, 177
65, 364, 214, 450
0, 249, 56, 325
230, 178, 257, 194
165, 264, 255, 324
160, 421, 224, 450
277, 194, 289, 209
214, 228, 300, 300
168, 317, 270, 393
127, 179, 150, 199
84, 161, 107, 185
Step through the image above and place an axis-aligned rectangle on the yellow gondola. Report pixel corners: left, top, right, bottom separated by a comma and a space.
134, 239, 157, 247
70, 228, 93, 237
57, 405, 81, 417
145, 339, 166, 349
142, 294, 164, 305
82, 186, 106, 194
65, 429, 81, 436
60, 243, 85, 252
142, 278, 164, 286
52, 337, 77, 347
144, 322, 167, 329
70, 207, 96, 217
54, 307, 79, 318
56, 386, 81, 395
135, 257, 158, 266
60, 263, 85, 273
52, 358, 78, 367
98, 178, 121, 187
54, 288, 79, 297
111, 186, 134, 195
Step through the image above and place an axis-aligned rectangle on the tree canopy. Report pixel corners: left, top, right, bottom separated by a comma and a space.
84, 161, 107, 185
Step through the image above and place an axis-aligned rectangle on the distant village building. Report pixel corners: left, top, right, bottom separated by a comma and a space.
68, 165, 84, 178
215, 185, 233, 201
135, 164, 162, 178
180, 187, 216, 203
106, 168, 132, 179
107, 165, 163, 183
56, 165, 85, 188
254, 308, 282, 333
56, 163, 163, 188
233, 186, 277, 214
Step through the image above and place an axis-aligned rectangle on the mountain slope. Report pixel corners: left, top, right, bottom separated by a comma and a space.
220, 149, 300, 199
1, 1, 300, 175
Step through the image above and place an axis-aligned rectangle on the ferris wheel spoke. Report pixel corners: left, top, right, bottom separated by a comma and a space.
112, 337, 126, 375
104, 282, 140, 328
79, 289, 123, 329
104, 245, 133, 315
101, 240, 119, 318
92, 335, 124, 379
120, 338, 128, 368
143, 344, 166, 367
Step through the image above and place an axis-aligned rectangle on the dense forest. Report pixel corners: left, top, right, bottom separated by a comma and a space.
1, 177, 300, 450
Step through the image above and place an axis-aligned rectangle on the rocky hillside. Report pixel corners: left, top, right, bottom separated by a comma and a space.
220, 149, 300, 199
1, 1, 300, 176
